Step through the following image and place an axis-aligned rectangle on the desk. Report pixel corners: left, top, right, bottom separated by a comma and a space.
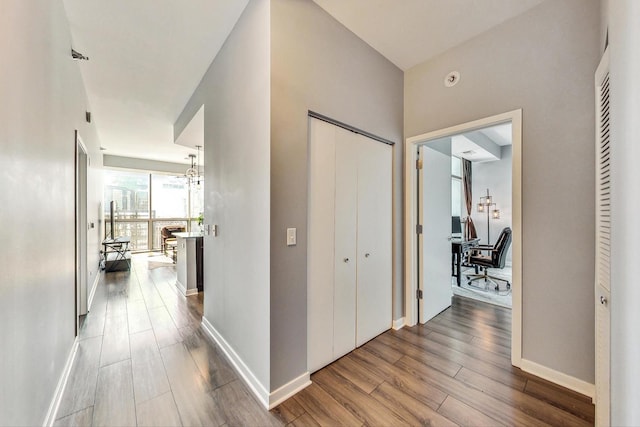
451, 238, 479, 286
102, 236, 131, 272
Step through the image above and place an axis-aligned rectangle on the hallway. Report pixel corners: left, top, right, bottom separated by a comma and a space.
55, 254, 594, 426
55, 254, 281, 426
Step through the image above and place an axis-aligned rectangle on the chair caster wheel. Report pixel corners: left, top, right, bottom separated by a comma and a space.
495, 285, 499, 291
507, 283, 511, 289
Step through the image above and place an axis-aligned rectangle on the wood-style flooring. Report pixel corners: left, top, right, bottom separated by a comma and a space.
55, 255, 594, 426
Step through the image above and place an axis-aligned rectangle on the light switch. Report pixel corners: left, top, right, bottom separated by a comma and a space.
287, 228, 297, 246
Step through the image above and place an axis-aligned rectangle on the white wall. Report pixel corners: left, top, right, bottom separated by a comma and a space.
0, 1, 101, 424
174, 0, 271, 390
609, 0, 640, 423
405, 0, 600, 384
270, 0, 404, 390
471, 146, 513, 265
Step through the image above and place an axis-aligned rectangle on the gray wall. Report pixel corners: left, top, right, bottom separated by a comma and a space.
0, 1, 102, 424
405, 0, 600, 384
174, 0, 272, 389
270, 0, 404, 390
471, 146, 513, 265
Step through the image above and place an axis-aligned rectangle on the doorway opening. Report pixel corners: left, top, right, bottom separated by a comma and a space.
404, 109, 523, 367
75, 131, 88, 336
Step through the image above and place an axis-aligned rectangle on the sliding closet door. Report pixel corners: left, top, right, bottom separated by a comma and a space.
333, 128, 359, 357
356, 134, 392, 346
307, 119, 337, 373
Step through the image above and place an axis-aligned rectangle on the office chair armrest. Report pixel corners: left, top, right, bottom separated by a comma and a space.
475, 245, 495, 250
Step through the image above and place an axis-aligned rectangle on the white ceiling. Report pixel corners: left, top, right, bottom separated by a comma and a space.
312, 0, 545, 70
63, 0, 539, 165
63, 0, 249, 164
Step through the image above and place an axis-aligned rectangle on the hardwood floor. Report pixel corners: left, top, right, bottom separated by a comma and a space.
55, 255, 594, 426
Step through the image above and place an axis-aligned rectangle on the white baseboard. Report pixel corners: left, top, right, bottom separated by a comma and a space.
520, 358, 595, 400
392, 317, 405, 330
201, 317, 270, 408
87, 273, 100, 312
200, 317, 310, 409
43, 338, 79, 427
175, 280, 198, 297
268, 372, 311, 409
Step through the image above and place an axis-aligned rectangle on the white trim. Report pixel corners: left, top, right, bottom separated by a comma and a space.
267, 372, 311, 409
175, 280, 198, 297
87, 273, 99, 312
43, 338, 79, 427
520, 358, 596, 401
392, 317, 405, 330
403, 109, 523, 368
200, 316, 270, 408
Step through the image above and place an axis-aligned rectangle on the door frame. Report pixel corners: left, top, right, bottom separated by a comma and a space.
75, 130, 89, 335
403, 109, 523, 367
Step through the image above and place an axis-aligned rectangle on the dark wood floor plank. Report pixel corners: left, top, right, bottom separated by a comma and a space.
212, 379, 282, 427
396, 356, 548, 427
455, 367, 591, 427
360, 337, 404, 364
160, 342, 225, 427
422, 322, 474, 343
392, 327, 527, 391
182, 328, 237, 390
376, 332, 462, 377
312, 367, 410, 426
470, 335, 512, 357
330, 353, 386, 394
292, 383, 362, 427
426, 330, 512, 369
524, 379, 595, 423
271, 394, 307, 424
287, 412, 321, 427
437, 395, 505, 427
370, 381, 458, 427
433, 312, 512, 342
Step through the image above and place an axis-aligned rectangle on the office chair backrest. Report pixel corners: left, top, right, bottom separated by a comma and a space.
492, 227, 512, 268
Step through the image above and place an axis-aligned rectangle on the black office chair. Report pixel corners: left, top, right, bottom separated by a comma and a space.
466, 227, 512, 290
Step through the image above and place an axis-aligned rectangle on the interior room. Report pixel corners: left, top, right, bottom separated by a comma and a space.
450, 123, 513, 308
3, 0, 640, 426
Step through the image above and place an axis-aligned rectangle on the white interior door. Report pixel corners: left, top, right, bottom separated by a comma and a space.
333, 128, 358, 356
356, 134, 392, 346
307, 119, 337, 372
419, 143, 452, 323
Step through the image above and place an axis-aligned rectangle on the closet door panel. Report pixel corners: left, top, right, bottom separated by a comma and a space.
307, 118, 337, 372
333, 127, 359, 358
356, 136, 392, 346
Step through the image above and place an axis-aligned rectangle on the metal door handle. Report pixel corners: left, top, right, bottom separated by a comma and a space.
343, 258, 350, 263
365, 253, 370, 258
600, 295, 608, 305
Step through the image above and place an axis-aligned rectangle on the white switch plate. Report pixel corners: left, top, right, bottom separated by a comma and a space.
287, 228, 296, 246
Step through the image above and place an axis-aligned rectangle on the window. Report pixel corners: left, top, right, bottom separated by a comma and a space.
451, 156, 463, 218
104, 170, 203, 251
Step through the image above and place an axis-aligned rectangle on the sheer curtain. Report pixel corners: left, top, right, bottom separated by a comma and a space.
463, 159, 477, 240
